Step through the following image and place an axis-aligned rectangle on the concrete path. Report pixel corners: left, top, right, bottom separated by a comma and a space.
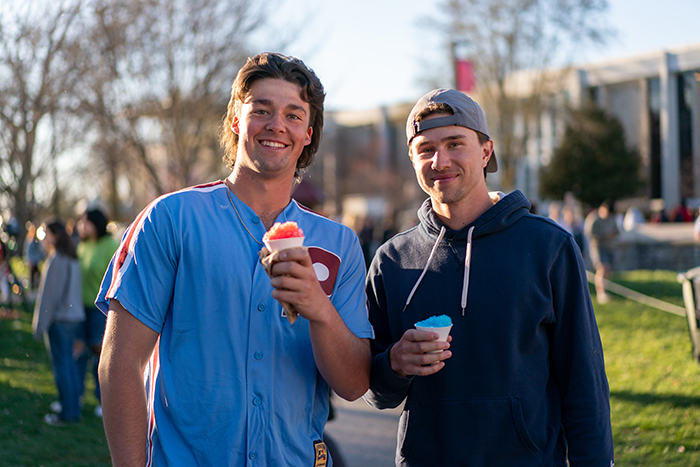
324, 396, 403, 467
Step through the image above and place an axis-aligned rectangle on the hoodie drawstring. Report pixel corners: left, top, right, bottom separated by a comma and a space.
403, 226, 446, 312
403, 225, 475, 315
461, 226, 475, 315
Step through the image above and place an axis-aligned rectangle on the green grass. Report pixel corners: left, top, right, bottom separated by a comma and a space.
1, 269, 699, 465
598, 270, 700, 465
0, 305, 111, 467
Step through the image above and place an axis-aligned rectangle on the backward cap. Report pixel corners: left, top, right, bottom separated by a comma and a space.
406, 88, 497, 173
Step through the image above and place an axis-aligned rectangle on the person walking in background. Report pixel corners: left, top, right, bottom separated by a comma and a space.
585, 200, 620, 304
0, 236, 11, 303
24, 222, 45, 293
670, 198, 693, 223
75, 208, 119, 418
32, 218, 83, 426
364, 88, 613, 466
97, 52, 372, 466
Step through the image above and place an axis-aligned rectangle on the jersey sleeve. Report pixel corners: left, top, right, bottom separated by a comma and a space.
96, 198, 179, 334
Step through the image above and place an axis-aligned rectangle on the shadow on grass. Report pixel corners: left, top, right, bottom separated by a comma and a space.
611, 389, 700, 408
0, 381, 111, 467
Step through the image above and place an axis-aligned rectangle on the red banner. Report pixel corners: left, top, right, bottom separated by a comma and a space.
455, 59, 476, 92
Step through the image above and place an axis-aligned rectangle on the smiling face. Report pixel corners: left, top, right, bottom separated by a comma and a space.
231, 77, 313, 179
410, 114, 493, 214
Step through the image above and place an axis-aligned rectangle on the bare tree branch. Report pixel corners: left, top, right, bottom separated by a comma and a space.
0, 0, 85, 243
439, 0, 612, 188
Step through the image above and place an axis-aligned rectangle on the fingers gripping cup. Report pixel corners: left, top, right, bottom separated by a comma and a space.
260, 221, 305, 324
263, 221, 305, 252
415, 315, 453, 353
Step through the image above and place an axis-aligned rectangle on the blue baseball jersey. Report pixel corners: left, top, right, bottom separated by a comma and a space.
96, 180, 374, 466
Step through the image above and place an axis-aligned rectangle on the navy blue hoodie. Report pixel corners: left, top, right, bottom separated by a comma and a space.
364, 191, 613, 466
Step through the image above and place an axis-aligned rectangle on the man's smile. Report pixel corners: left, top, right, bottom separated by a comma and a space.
259, 140, 287, 149
431, 173, 459, 184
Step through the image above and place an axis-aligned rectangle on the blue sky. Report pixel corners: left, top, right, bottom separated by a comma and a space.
262, 0, 700, 111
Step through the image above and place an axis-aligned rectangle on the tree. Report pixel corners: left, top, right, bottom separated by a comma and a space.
0, 0, 85, 247
539, 106, 645, 207
440, 0, 612, 189
75, 0, 271, 218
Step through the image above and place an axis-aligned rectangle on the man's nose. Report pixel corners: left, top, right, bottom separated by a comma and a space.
265, 111, 285, 132
430, 148, 450, 171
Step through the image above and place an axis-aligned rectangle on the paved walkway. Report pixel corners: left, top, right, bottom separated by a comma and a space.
324, 396, 403, 467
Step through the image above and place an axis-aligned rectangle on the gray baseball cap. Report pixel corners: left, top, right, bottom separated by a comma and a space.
406, 88, 498, 173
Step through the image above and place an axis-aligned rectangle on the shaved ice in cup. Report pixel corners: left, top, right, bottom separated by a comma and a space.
259, 221, 305, 324
415, 315, 453, 353
263, 221, 305, 252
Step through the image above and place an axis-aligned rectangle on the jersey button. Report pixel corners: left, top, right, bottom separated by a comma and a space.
253, 397, 261, 406
254, 351, 263, 360
249, 451, 257, 460
252, 216, 261, 224
257, 303, 265, 312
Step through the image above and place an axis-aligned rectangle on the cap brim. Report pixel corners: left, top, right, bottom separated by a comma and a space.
486, 151, 498, 173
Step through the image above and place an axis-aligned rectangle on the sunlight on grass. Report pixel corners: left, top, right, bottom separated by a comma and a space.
1, 309, 110, 467
596, 270, 700, 465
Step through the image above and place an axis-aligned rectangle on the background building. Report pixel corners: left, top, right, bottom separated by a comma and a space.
491, 43, 700, 213
313, 42, 700, 234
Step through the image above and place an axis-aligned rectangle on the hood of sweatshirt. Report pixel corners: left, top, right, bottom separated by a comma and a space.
404, 190, 531, 315
417, 190, 531, 242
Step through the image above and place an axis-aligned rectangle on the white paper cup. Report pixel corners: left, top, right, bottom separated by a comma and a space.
264, 236, 305, 253
415, 324, 452, 353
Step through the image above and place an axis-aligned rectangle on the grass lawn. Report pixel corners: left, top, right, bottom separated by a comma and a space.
0, 306, 111, 467
0, 269, 698, 465
598, 270, 700, 465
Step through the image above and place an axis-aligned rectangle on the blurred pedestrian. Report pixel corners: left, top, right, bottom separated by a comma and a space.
585, 200, 620, 303
359, 217, 376, 267
547, 201, 563, 224
561, 204, 585, 252
670, 198, 693, 223
0, 237, 10, 303
65, 217, 81, 247
32, 218, 83, 426
623, 206, 645, 231
24, 222, 45, 292
75, 208, 119, 418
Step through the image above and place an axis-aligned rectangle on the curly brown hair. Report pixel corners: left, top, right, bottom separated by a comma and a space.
219, 52, 325, 178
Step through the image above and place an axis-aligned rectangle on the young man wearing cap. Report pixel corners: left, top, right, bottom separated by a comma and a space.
364, 89, 613, 466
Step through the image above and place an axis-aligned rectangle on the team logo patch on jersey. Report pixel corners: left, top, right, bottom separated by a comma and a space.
313, 440, 328, 467
280, 247, 341, 320
308, 247, 341, 296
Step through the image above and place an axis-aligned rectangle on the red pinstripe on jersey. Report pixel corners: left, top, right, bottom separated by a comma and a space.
106, 181, 225, 299
103, 181, 224, 465
145, 341, 160, 467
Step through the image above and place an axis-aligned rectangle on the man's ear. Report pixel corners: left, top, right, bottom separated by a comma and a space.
482, 140, 494, 168
231, 116, 240, 135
